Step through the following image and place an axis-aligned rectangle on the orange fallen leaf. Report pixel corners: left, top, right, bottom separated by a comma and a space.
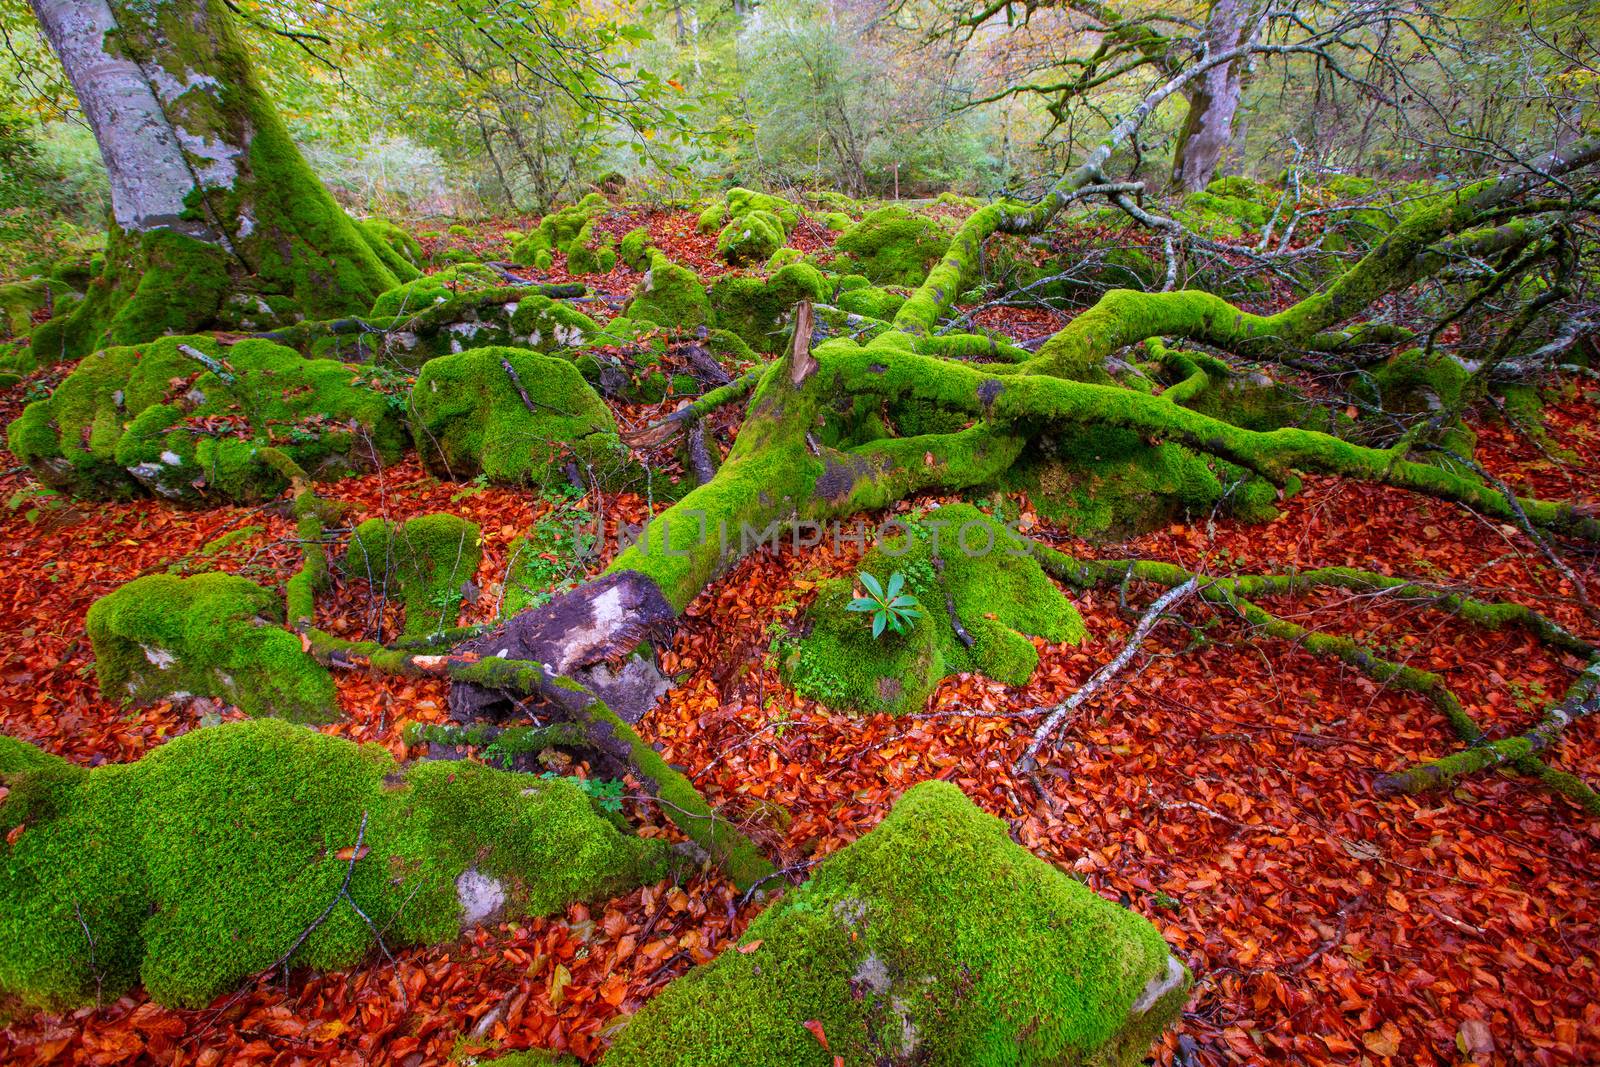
803, 1019, 830, 1050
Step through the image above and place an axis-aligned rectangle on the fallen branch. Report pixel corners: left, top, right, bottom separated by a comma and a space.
1015, 577, 1199, 774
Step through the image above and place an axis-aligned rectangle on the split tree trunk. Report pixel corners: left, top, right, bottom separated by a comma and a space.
27, 0, 414, 361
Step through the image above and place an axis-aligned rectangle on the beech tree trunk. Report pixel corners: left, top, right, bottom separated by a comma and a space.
27, 0, 415, 361
1169, 0, 1249, 192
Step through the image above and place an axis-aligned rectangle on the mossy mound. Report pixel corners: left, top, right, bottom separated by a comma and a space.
830, 206, 949, 286
87, 573, 337, 722
834, 284, 906, 320
409, 346, 635, 488
343, 514, 483, 637
715, 210, 786, 266
618, 227, 651, 271
7, 335, 405, 502
370, 263, 501, 316
511, 296, 602, 352
625, 252, 710, 329
787, 504, 1086, 715
699, 187, 803, 236
709, 263, 829, 354
0, 719, 668, 1010
2, 277, 79, 343
602, 780, 1189, 1066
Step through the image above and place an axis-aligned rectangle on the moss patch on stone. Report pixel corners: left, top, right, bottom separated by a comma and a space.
625, 252, 710, 330
7, 335, 405, 502
87, 572, 337, 721
0, 720, 668, 1010
787, 504, 1085, 715
343, 514, 483, 637
709, 263, 828, 354
602, 780, 1188, 1066
715, 210, 786, 266
831, 206, 949, 286
409, 346, 635, 489
370, 263, 501, 316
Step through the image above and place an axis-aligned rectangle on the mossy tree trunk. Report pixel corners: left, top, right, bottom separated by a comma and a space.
27, 0, 415, 361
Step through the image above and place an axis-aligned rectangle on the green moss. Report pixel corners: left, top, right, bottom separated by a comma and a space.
695, 201, 726, 234
618, 227, 651, 270
1363, 347, 1473, 414
835, 284, 906, 320
1, 278, 76, 342
509, 296, 602, 352
343, 514, 483, 637
763, 246, 806, 271
602, 781, 1188, 1066
0, 720, 667, 1010
358, 218, 424, 272
8, 335, 405, 502
512, 195, 612, 271
87, 572, 336, 721
625, 252, 710, 329
831, 206, 948, 286
716, 210, 786, 266
709, 263, 828, 354
476, 1052, 580, 1067
409, 346, 636, 489
820, 210, 851, 231
725, 187, 802, 231
371, 263, 502, 316
789, 504, 1085, 715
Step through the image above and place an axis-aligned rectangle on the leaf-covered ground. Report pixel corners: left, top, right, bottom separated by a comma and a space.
1, 209, 1598, 1067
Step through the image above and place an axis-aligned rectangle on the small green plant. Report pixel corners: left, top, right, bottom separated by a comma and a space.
542, 772, 625, 813
848, 570, 922, 638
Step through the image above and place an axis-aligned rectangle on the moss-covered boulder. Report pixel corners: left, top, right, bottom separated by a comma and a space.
0, 719, 668, 1009
343, 514, 483, 637
1, 277, 79, 343
7, 335, 405, 502
787, 504, 1086, 715
410, 346, 634, 488
835, 284, 906, 320
831, 206, 949, 286
602, 780, 1189, 1066
370, 263, 501, 316
716, 210, 786, 266
511, 194, 614, 273
709, 262, 829, 354
625, 252, 710, 329
87, 573, 337, 721
618, 227, 651, 271
358, 218, 425, 274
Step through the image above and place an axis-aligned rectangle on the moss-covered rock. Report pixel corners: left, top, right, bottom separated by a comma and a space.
618, 227, 651, 271
511, 194, 612, 272
409, 346, 634, 488
343, 514, 483, 637
7, 335, 405, 502
602, 780, 1189, 1066
0, 719, 668, 1010
87, 573, 337, 721
625, 252, 710, 329
709, 262, 829, 354
511, 296, 602, 352
787, 504, 1086, 715
716, 210, 786, 266
831, 206, 948, 286
370, 263, 502, 316
835, 284, 906, 320
1, 277, 78, 343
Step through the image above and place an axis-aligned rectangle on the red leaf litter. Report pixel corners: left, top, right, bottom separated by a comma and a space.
2, 220, 1599, 1065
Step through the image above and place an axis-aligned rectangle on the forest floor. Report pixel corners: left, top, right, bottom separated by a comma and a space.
1, 208, 1598, 1067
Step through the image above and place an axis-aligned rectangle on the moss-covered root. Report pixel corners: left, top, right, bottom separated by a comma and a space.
1375, 657, 1600, 813
342, 513, 483, 638
285, 488, 346, 627
0, 720, 667, 1010
1039, 552, 1600, 815
87, 573, 337, 722
300, 631, 774, 891
601, 781, 1190, 1066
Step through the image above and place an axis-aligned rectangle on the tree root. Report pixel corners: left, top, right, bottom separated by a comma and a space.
1031, 549, 1600, 815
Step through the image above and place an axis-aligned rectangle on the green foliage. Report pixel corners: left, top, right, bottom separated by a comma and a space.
0, 720, 667, 1009
87, 572, 337, 722
846, 570, 922, 638
601, 780, 1188, 1065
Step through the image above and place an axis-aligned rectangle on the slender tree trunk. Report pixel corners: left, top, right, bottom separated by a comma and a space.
1169, 0, 1250, 192
27, 0, 413, 361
